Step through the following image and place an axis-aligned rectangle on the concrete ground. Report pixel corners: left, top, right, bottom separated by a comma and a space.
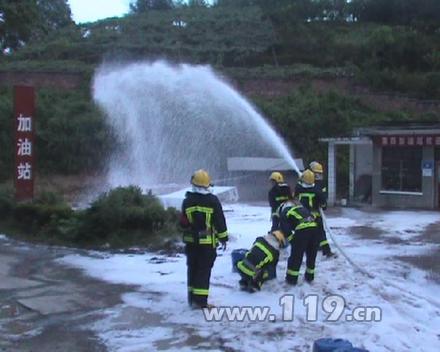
347, 214, 440, 282
0, 238, 152, 352
0, 238, 229, 352
1, 207, 439, 351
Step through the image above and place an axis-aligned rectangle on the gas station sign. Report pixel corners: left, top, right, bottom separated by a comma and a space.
14, 86, 35, 201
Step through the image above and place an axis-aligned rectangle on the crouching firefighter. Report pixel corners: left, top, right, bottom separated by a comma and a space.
180, 169, 228, 309
237, 231, 287, 292
268, 172, 293, 231
278, 198, 320, 285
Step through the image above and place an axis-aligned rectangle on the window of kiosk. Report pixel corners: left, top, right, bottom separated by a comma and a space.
381, 146, 422, 193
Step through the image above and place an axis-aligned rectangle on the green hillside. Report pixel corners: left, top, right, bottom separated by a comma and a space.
0, 0, 439, 183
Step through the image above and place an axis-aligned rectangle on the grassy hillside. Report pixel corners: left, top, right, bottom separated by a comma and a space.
0, 4, 439, 185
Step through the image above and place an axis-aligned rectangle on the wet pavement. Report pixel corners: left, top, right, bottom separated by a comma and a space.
346, 216, 440, 282
0, 238, 135, 351
398, 222, 440, 282
1, 209, 440, 351
0, 237, 237, 352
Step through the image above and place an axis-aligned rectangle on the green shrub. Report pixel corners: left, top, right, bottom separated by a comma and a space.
0, 184, 15, 217
0, 89, 13, 181
77, 186, 177, 245
13, 194, 73, 233
0, 186, 179, 248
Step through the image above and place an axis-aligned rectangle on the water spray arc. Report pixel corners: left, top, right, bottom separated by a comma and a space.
93, 61, 300, 189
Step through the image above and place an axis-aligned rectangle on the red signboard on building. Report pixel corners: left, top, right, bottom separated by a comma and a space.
378, 135, 440, 147
14, 86, 35, 201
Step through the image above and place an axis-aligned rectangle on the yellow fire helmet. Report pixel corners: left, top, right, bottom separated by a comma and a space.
309, 161, 324, 174
301, 169, 315, 186
269, 171, 284, 183
272, 230, 287, 248
191, 169, 211, 188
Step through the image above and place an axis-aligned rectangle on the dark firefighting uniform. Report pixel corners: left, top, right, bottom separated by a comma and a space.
237, 236, 279, 292
268, 182, 292, 231
180, 191, 228, 307
295, 182, 332, 256
279, 202, 320, 284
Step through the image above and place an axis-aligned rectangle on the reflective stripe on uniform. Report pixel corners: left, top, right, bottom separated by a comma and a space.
205, 212, 212, 233
237, 261, 255, 277
184, 233, 226, 246
286, 206, 303, 220
299, 193, 315, 209
192, 288, 209, 296
320, 240, 329, 247
199, 237, 213, 245
217, 231, 228, 239
185, 206, 214, 230
275, 196, 289, 202
183, 234, 213, 245
306, 267, 315, 274
184, 206, 218, 247
183, 235, 194, 243
296, 221, 318, 231
286, 269, 300, 277
185, 206, 214, 216
254, 242, 274, 269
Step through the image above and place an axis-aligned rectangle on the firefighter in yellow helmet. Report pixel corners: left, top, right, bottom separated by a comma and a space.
237, 230, 287, 292
301, 162, 335, 257
179, 169, 228, 308
278, 198, 320, 285
268, 171, 293, 231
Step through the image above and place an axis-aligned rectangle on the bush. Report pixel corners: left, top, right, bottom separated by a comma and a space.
13, 191, 73, 232
0, 89, 13, 181
83, 187, 160, 232
0, 184, 15, 217
0, 186, 179, 249
76, 186, 179, 246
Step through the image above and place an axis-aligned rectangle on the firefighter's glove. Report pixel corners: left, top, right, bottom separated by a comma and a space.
218, 241, 227, 251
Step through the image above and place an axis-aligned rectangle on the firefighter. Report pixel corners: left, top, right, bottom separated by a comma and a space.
308, 161, 335, 257
180, 169, 228, 309
237, 230, 287, 293
268, 171, 293, 231
278, 198, 320, 285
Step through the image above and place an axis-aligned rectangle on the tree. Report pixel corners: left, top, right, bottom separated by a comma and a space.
0, 0, 72, 52
319, 0, 349, 21
0, 0, 39, 51
350, 0, 440, 30
130, 0, 174, 13
214, 0, 258, 7
36, 0, 73, 33
188, 0, 208, 7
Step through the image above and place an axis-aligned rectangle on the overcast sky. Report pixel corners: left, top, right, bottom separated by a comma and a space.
68, 0, 132, 23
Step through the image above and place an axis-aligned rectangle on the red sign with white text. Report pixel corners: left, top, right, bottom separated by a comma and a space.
14, 86, 35, 201
378, 135, 440, 147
